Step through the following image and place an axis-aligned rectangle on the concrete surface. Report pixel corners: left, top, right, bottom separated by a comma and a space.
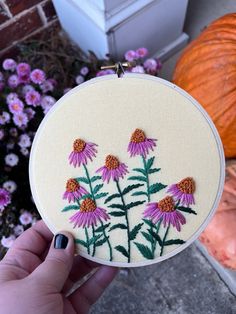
90, 1, 236, 313
91, 245, 236, 314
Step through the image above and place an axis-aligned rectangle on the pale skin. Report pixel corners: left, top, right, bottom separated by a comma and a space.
0, 220, 118, 314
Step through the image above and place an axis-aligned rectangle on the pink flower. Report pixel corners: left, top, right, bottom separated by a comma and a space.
96, 155, 128, 183
136, 47, 148, 58
128, 128, 156, 158
17, 63, 31, 77
8, 99, 24, 114
63, 87, 72, 94
80, 66, 89, 76
69, 198, 110, 228
24, 107, 35, 120
22, 84, 35, 96
3, 180, 17, 193
167, 177, 195, 207
6, 92, 19, 105
39, 80, 54, 93
30, 69, 46, 84
14, 225, 24, 236
0, 112, 10, 125
124, 50, 137, 62
18, 134, 31, 148
19, 211, 33, 225
5, 153, 19, 167
69, 138, 97, 167
20, 147, 29, 156
1, 235, 15, 248
41, 95, 56, 114
25, 90, 41, 106
63, 178, 88, 203
143, 58, 161, 73
96, 69, 115, 77
18, 74, 30, 84
13, 112, 28, 127
2, 58, 17, 71
75, 75, 84, 85
131, 65, 145, 73
0, 188, 11, 212
143, 196, 186, 231
8, 75, 19, 88
0, 129, 4, 140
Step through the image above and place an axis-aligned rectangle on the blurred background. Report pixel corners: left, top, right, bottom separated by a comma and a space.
0, 0, 235, 313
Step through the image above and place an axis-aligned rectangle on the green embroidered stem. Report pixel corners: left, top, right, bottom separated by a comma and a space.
142, 155, 155, 255
85, 227, 90, 255
100, 220, 113, 261
160, 225, 170, 256
83, 164, 96, 255
115, 180, 131, 262
153, 220, 161, 254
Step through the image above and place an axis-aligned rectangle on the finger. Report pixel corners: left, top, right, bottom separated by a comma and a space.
31, 232, 75, 292
69, 266, 118, 313
1, 220, 53, 275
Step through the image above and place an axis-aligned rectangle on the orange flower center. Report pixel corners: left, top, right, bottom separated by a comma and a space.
80, 198, 96, 212
66, 179, 79, 192
130, 128, 146, 143
73, 139, 86, 152
177, 177, 195, 194
12, 103, 19, 110
105, 155, 120, 170
158, 196, 175, 212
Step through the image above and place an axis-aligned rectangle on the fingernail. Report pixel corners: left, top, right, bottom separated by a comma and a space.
54, 234, 68, 249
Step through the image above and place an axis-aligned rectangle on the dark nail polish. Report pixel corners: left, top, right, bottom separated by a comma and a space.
54, 234, 68, 249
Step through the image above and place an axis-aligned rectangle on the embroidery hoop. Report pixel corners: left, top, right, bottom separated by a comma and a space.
29, 73, 225, 268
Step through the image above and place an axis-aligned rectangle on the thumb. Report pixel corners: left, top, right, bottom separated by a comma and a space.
30, 232, 75, 291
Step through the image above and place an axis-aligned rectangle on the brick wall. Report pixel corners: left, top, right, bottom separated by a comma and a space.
0, 0, 58, 55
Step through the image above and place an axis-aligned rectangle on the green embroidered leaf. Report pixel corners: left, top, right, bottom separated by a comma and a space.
95, 192, 108, 199
109, 211, 125, 217
134, 242, 153, 259
146, 157, 155, 170
177, 207, 197, 215
90, 175, 101, 182
148, 168, 161, 174
149, 183, 167, 194
75, 239, 87, 247
133, 168, 146, 176
164, 239, 185, 246
94, 223, 111, 233
95, 237, 108, 247
129, 223, 143, 240
141, 231, 154, 243
104, 193, 120, 204
109, 223, 127, 231
108, 203, 125, 210
88, 234, 102, 246
128, 176, 147, 182
76, 177, 89, 184
125, 200, 145, 210
122, 183, 144, 195
61, 205, 80, 212
148, 229, 162, 246
143, 219, 156, 229
115, 245, 129, 258
93, 184, 103, 194
132, 191, 148, 197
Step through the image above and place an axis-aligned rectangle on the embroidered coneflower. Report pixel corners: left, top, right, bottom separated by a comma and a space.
69, 198, 110, 228
128, 128, 156, 157
68, 138, 97, 167
167, 177, 195, 207
96, 155, 128, 183
63, 178, 88, 203
143, 196, 186, 231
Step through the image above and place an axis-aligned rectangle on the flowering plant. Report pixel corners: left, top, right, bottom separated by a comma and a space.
0, 47, 161, 257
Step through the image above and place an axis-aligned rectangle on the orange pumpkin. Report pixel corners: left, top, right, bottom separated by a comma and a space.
199, 161, 236, 269
173, 13, 236, 158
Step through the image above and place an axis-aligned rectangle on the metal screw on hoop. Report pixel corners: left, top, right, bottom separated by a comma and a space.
101, 61, 136, 78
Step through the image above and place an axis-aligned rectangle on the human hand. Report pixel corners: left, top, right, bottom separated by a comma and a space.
0, 220, 118, 314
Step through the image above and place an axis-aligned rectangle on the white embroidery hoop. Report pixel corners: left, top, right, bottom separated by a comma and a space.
29, 73, 225, 267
